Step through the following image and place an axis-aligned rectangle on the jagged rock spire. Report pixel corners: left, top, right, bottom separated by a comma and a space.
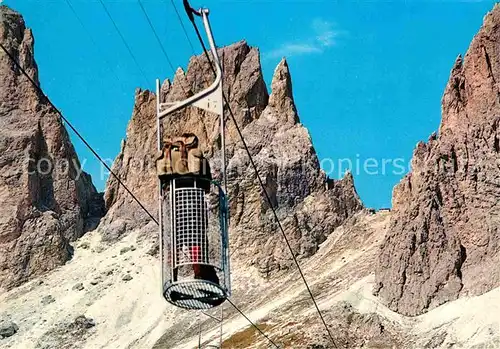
268, 58, 299, 125
167, 67, 191, 101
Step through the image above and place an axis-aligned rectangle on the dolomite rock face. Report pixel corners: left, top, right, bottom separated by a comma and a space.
0, 6, 104, 290
103, 40, 363, 272
376, 5, 500, 316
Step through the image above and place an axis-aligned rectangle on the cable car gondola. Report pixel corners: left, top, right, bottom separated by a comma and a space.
155, 5, 230, 311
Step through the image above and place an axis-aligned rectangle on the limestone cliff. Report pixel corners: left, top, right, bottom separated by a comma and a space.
102, 40, 363, 273
376, 5, 500, 316
0, 6, 104, 290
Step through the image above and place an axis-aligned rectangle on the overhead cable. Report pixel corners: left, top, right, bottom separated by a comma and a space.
184, 6, 338, 347
99, 0, 150, 86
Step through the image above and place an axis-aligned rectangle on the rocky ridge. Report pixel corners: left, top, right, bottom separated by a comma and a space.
103, 40, 363, 273
0, 6, 104, 290
376, 4, 500, 316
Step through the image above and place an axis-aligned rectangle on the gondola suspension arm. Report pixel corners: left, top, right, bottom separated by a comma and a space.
157, 6, 222, 120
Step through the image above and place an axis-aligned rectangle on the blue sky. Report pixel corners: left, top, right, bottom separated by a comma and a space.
5, 0, 496, 208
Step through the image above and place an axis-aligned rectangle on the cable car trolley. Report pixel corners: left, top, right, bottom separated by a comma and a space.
155, 4, 230, 310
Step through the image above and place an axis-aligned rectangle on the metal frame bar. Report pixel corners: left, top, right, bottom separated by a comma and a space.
198, 306, 224, 348
157, 11, 222, 117
156, 80, 164, 291
172, 179, 177, 273
156, 7, 226, 191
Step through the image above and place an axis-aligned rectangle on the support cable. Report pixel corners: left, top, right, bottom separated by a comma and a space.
170, 0, 196, 54
138, 0, 176, 74
226, 298, 280, 348
98, 0, 150, 86
138, 0, 192, 98
184, 5, 338, 347
0, 43, 159, 226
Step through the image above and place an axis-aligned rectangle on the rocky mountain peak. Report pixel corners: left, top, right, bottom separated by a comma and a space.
102, 39, 363, 273
376, 4, 500, 316
0, 6, 104, 290
3, 12, 37, 85
0, 6, 38, 102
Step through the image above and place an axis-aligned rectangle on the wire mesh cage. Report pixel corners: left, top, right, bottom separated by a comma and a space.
161, 177, 230, 310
